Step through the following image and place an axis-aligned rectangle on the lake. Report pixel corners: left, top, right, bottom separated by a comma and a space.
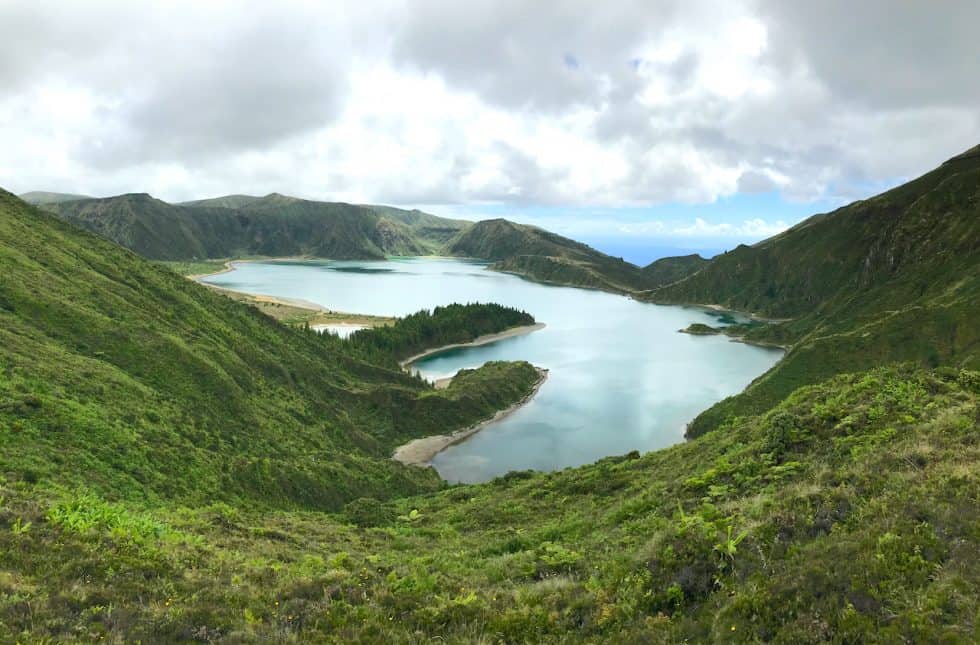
203, 258, 783, 483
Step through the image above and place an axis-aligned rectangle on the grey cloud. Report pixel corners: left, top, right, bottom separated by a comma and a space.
736, 170, 775, 193
391, 0, 681, 113
758, 1, 980, 110
0, 3, 122, 94
79, 27, 346, 168
1, 3, 349, 170
2, 1, 979, 208
469, 143, 567, 204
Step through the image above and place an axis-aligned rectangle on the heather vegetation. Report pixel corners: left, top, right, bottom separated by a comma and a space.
2, 366, 976, 641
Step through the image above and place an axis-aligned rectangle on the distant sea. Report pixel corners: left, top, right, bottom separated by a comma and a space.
580, 238, 727, 266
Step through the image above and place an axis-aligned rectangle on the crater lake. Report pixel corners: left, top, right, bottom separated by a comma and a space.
203, 258, 783, 483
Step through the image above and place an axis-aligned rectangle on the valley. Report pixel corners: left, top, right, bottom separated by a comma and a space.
1, 144, 978, 642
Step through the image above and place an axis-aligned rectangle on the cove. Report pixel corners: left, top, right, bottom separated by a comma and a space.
203, 258, 783, 483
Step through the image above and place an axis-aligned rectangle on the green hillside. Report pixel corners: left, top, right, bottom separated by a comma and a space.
0, 189, 540, 512
40, 193, 469, 261
40, 192, 678, 293
645, 146, 980, 436
3, 363, 977, 641
642, 253, 710, 288
447, 218, 659, 293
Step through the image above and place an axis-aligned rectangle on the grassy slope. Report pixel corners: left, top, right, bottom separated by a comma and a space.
646, 148, 980, 436
447, 218, 663, 293
2, 366, 977, 641
642, 253, 709, 288
41, 193, 470, 261
0, 189, 540, 512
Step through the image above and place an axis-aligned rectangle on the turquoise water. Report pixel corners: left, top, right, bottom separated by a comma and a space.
204, 258, 782, 483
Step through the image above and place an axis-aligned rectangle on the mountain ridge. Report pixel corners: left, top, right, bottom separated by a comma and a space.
644, 143, 980, 435
39, 192, 469, 260
33, 190, 704, 293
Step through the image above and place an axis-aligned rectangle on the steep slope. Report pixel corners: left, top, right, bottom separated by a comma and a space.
650, 148, 980, 318
41, 193, 468, 260
642, 252, 709, 288
41, 193, 233, 260
448, 218, 655, 293
362, 204, 470, 249
0, 189, 539, 511
647, 146, 980, 435
40, 191, 658, 293
3, 174, 980, 641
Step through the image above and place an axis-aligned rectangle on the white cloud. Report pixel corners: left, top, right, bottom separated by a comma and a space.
0, 0, 977, 223
673, 217, 789, 237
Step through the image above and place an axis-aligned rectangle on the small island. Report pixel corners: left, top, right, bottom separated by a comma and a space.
679, 322, 722, 335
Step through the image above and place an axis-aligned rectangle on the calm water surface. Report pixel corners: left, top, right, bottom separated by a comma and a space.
204, 258, 782, 483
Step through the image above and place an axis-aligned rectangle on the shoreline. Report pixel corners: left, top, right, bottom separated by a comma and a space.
693, 302, 791, 323
188, 259, 393, 327
186, 260, 235, 281
392, 367, 549, 467
399, 323, 546, 367
189, 256, 314, 281
678, 323, 790, 351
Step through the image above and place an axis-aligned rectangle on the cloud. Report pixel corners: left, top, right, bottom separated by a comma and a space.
390, 0, 682, 113
0, 2, 353, 171
0, 0, 978, 221
673, 217, 788, 237
736, 170, 778, 194
759, 1, 980, 110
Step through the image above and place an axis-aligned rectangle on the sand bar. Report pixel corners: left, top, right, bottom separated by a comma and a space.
392, 367, 548, 466
399, 323, 546, 367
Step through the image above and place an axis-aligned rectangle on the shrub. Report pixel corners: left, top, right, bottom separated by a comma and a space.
343, 497, 396, 528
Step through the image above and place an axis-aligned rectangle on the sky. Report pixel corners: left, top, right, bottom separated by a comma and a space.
1, 1, 978, 264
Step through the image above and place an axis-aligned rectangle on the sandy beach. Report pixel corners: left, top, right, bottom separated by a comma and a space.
185, 260, 235, 281
392, 367, 549, 467
187, 260, 394, 327
399, 322, 546, 367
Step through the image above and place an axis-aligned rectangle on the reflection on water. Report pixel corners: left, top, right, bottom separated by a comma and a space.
205, 258, 783, 483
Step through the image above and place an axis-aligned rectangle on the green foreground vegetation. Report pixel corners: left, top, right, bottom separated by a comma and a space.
2, 366, 977, 641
